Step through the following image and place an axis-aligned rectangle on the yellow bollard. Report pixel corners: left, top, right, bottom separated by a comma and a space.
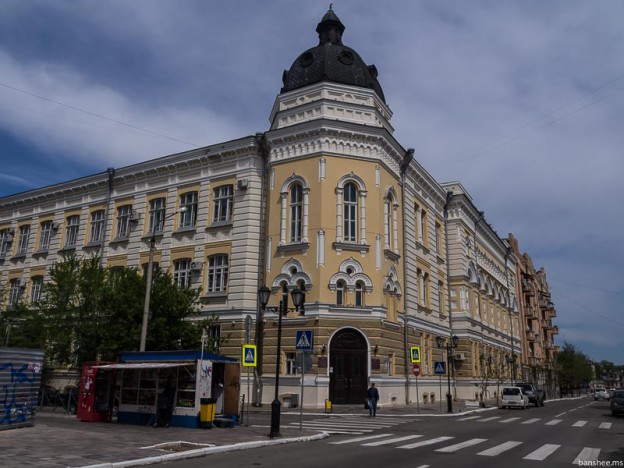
325, 399, 332, 413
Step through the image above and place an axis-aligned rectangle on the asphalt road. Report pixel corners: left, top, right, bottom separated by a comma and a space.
164, 398, 624, 468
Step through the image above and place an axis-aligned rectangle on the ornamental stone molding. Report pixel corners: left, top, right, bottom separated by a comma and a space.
383, 265, 402, 297
271, 258, 313, 292
328, 257, 373, 292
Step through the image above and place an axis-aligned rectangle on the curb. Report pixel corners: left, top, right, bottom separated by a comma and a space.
77, 432, 329, 468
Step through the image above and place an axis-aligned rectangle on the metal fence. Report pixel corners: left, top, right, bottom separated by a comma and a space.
0, 347, 44, 430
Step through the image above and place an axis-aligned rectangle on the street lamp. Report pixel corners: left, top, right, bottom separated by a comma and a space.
258, 285, 305, 438
139, 206, 186, 352
436, 334, 459, 413
505, 354, 517, 385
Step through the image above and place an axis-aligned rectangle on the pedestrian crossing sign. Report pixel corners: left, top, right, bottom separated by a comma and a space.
434, 361, 446, 375
295, 330, 314, 351
242, 344, 257, 367
410, 346, 421, 363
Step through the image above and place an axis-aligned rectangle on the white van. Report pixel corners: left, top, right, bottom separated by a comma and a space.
501, 386, 529, 409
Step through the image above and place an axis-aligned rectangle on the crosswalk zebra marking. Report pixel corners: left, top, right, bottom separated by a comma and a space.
362, 435, 424, 446
478, 416, 501, 422
523, 443, 561, 461
457, 415, 481, 421
498, 417, 521, 423
398, 436, 454, 449
599, 422, 612, 429
477, 441, 523, 456
572, 420, 587, 427
435, 438, 487, 453
521, 418, 540, 424
330, 434, 394, 444
545, 419, 562, 425
572, 447, 601, 464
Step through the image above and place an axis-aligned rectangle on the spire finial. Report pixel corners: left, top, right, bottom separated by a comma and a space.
329, 3, 333, 9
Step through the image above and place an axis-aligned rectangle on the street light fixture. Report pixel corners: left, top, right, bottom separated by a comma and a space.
258, 285, 305, 438
139, 206, 186, 352
436, 334, 459, 413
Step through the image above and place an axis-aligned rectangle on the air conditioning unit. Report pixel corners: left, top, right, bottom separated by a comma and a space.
129, 211, 140, 222
190, 261, 203, 271
237, 178, 249, 190
454, 352, 466, 361
51, 222, 61, 230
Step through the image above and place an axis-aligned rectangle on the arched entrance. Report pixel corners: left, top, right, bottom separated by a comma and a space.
329, 328, 368, 404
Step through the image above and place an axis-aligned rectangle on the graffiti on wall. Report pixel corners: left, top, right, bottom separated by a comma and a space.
0, 361, 41, 426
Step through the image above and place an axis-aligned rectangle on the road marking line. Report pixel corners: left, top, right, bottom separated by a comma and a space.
362, 435, 424, 446
572, 447, 601, 464
415, 465, 430, 468
569, 407, 578, 412
572, 420, 587, 427
599, 422, 612, 429
435, 438, 487, 453
478, 416, 501, 422
523, 444, 561, 460
477, 440, 523, 456
457, 415, 481, 421
398, 436, 454, 449
521, 418, 540, 424
555, 412, 567, 417
499, 417, 521, 423
545, 419, 562, 425
296, 421, 385, 428
330, 433, 394, 444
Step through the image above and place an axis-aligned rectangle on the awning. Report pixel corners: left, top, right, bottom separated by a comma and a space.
92, 363, 191, 370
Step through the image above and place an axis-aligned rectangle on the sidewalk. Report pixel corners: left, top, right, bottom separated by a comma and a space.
0, 401, 496, 468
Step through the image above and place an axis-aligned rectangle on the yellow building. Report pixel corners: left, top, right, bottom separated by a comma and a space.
0, 8, 556, 408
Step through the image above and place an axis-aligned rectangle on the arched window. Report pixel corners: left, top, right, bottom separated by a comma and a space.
290, 183, 303, 242
336, 280, 345, 306
355, 281, 364, 307
343, 182, 357, 242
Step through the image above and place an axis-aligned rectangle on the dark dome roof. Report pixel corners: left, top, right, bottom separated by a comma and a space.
281, 8, 386, 103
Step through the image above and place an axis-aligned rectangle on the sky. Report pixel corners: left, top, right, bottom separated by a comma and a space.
1, 1, 623, 365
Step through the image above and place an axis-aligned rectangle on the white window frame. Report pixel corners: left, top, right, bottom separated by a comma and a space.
39, 221, 53, 251
179, 192, 198, 228
343, 182, 358, 242
289, 183, 303, 242
285, 352, 298, 375
17, 225, 30, 255
116, 205, 132, 239
31, 276, 43, 303
355, 281, 364, 307
173, 259, 192, 289
336, 280, 345, 306
90, 210, 105, 243
0, 229, 10, 257
213, 185, 233, 223
207, 255, 228, 293
65, 215, 80, 248
148, 198, 166, 234
8, 279, 21, 306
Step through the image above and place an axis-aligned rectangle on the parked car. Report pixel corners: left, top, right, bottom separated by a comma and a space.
610, 389, 624, 417
594, 386, 610, 401
501, 386, 530, 410
516, 383, 544, 407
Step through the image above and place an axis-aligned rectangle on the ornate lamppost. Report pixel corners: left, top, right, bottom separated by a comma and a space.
257, 285, 305, 438
436, 334, 459, 413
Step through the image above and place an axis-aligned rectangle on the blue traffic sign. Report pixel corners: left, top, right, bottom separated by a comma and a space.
434, 361, 446, 375
295, 330, 314, 351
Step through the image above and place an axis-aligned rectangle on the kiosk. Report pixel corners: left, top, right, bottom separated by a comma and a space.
84, 350, 239, 428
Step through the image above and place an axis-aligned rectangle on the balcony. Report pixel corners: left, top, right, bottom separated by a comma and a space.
552, 325, 559, 334
541, 319, 551, 328
526, 331, 537, 342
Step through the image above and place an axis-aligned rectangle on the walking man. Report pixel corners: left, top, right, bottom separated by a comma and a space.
367, 382, 379, 418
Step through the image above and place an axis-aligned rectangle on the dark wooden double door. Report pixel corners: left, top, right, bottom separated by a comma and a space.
329, 329, 367, 404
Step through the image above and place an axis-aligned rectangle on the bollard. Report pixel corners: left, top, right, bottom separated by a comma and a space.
324, 399, 332, 413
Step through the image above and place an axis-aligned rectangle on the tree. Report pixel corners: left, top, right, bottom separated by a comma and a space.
556, 342, 593, 396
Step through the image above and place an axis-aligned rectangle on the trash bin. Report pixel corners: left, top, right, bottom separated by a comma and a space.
199, 398, 216, 429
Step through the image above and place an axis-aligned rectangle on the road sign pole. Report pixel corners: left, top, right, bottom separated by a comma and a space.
439, 374, 442, 412
247, 366, 251, 426
299, 351, 305, 431
415, 375, 420, 414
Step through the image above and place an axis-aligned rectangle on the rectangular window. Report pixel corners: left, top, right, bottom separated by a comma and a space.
207, 255, 228, 293
438, 281, 445, 317
17, 225, 30, 255
173, 259, 192, 289
116, 205, 132, 239
8, 279, 22, 306
179, 192, 198, 228
213, 185, 233, 223
65, 215, 80, 248
420, 209, 427, 246
0, 229, 11, 257
31, 276, 43, 303
39, 221, 53, 251
286, 352, 297, 375
205, 325, 221, 351
148, 198, 166, 234
90, 210, 105, 243
435, 222, 441, 253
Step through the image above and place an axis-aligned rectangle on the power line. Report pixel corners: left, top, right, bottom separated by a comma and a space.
0, 81, 201, 148
551, 278, 624, 298
558, 294, 624, 329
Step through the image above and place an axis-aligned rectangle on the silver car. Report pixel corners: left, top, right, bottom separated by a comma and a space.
594, 387, 609, 400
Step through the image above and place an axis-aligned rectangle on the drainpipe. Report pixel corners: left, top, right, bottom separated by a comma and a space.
400, 148, 414, 406
443, 191, 456, 399
99, 168, 115, 268
253, 132, 270, 406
